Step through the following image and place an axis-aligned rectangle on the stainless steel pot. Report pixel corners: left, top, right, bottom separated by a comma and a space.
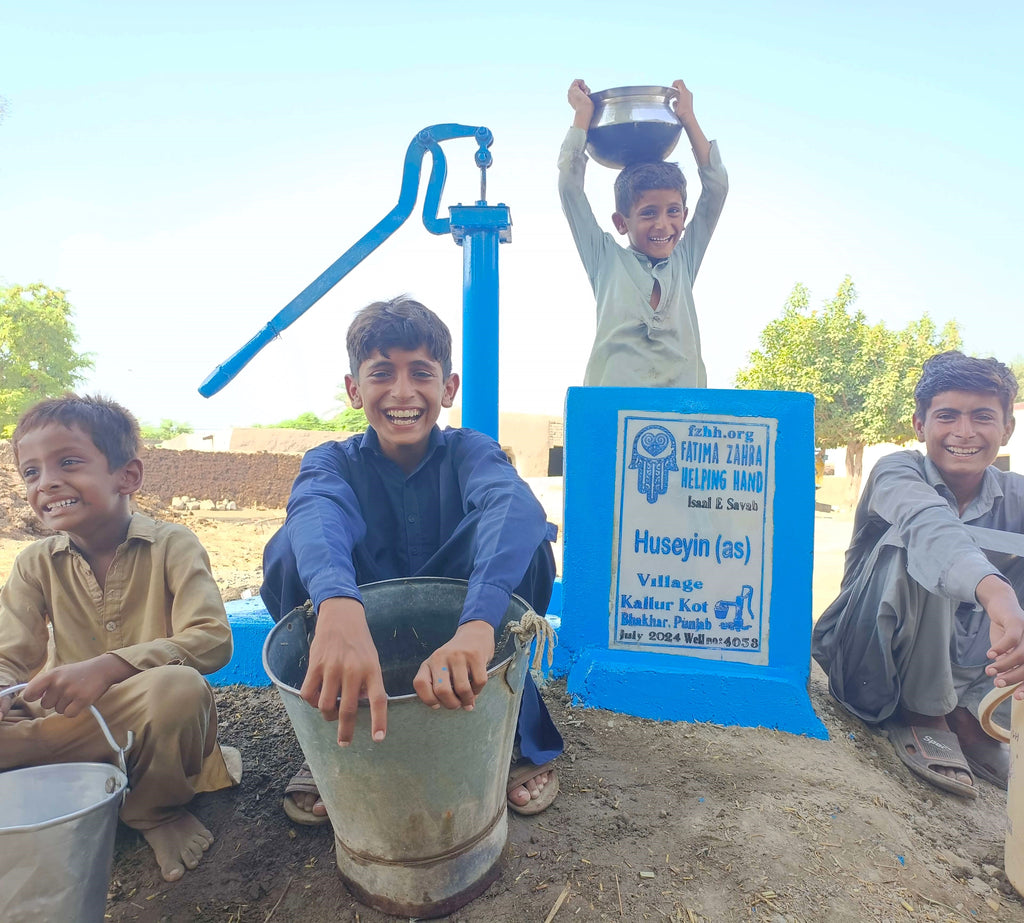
586, 85, 682, 169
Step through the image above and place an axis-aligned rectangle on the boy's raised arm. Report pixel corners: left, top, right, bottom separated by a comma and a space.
673, 79, 711, 168
558, 78, 606, 281
567, 78, 593, 130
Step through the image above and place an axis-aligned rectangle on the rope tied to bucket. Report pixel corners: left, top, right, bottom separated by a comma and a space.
507, 610, 558, 672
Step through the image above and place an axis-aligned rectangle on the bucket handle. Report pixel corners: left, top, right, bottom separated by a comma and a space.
978, 682, 1020, 744
1, 682, 134, 776
502, 611, 558, 692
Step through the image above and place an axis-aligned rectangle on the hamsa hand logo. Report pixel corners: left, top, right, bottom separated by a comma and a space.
629, 425, 678, 503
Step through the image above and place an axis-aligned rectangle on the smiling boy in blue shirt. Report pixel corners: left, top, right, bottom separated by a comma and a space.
262, 296, 562, 824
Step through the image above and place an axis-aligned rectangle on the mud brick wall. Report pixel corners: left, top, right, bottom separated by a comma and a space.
140, 448, 300, 509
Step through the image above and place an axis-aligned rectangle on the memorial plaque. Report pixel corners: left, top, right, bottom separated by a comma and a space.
610, 411, 776, 664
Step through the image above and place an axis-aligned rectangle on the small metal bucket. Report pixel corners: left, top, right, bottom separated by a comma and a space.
263, 577, 531, 918
0, 684, 133, 923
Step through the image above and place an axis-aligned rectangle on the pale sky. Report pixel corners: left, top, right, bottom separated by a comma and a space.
2, 1, 1021, 431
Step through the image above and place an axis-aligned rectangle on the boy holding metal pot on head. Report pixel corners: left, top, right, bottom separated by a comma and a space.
0, 394, 242, 882
261, 295, 563, 826
560, 78, 728, 387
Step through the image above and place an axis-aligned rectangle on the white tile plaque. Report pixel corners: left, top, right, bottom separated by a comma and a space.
610, 411, 776, 664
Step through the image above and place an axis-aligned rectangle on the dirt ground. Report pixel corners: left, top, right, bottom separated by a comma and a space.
1, 461, 1022, 922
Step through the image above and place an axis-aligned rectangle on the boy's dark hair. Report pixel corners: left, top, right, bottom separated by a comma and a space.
12, 393, 141, 470
914, 351, 1019, 421
614, 161, 687, 215
346, 296, 453, 379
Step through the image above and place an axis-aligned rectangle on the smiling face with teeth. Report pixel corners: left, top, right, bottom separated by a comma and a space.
346, 346, 460, 474
15, 422, 142, 548
612, 188, 688, 263
913, 390, 1015, 501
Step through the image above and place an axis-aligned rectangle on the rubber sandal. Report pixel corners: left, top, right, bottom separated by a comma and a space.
507, 759, 559, 816
966, 748, 1010, 789
883, 721, 978, 799
283, 761, 330, 825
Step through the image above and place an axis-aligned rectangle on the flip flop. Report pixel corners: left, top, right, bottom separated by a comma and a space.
965, 748, 1010, 790
883, 721, 978, 799
283, 761, 330, 825
507, 759, 559, 816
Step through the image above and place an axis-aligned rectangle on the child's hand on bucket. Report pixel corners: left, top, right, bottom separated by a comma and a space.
413, 620, 495, 711
21, 654, 137, 717
301, 597, 389, 746
979, 575, 1024, 700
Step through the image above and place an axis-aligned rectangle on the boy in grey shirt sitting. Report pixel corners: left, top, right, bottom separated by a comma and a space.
813, 352, 1024, 798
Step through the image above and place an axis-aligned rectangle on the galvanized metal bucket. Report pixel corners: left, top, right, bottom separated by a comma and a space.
0, 684, 133, 923
263, 577, 531, 918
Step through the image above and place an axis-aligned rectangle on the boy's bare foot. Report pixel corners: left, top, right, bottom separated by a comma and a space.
947, 705, 1010, 788
142, 810, 215, 882
282, 762, 329, 824
288, 789, 327, 817
898, 708, 973, 788
507, 769, 552, 808
507, 759, 559, 814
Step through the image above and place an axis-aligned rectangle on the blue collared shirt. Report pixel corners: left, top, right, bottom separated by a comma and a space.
265, 426, 556, 628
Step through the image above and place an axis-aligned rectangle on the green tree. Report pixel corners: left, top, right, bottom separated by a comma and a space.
1009, 356, 1024, 397
265, 411, 339, 431
330, 385, 369, 433
258, 406, 368, 433
333, 404, 369, 433
141, 419, 194, 441
1, 283, 94, 434
735, 276, 960, 500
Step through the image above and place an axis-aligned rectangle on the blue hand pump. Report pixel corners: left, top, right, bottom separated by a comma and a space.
198, 124, 510, 439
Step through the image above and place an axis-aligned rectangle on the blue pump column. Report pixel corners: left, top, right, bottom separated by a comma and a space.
449, 203, 511, 441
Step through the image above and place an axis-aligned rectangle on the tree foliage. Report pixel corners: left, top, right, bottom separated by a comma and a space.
1009, 357, 1024, 400
735, 276, 961, 496
141, 419, 194, 441
1, 283, 94, 433
258, 406, 368, 433
335, 406, 369, 432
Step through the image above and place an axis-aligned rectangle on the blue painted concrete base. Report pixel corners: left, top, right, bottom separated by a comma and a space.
566, 648, 827, 738
209, 597, 274, 687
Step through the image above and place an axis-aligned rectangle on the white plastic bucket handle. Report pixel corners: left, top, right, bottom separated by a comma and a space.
978, 682, 1021, 744
1, 682, 134, 776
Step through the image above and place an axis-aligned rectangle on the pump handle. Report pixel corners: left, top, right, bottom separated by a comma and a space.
199, 124, 495, 397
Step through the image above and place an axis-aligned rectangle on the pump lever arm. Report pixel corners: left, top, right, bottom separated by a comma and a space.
199, 123, 491, 397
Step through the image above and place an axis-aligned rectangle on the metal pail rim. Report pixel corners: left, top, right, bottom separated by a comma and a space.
262, 576, 526, 702
0, 762, 128, 835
